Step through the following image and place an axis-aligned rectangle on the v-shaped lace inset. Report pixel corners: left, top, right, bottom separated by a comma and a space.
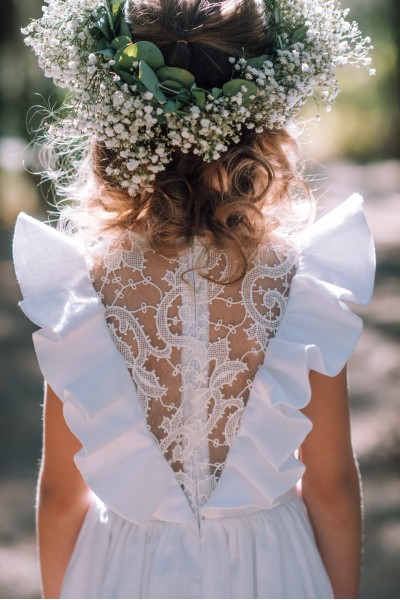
90, 233, 297, 513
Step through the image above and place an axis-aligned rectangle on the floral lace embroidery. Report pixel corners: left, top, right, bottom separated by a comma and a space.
90, 233, 297, 513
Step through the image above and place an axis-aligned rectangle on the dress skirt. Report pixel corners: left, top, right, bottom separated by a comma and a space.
61, 492, 333, 599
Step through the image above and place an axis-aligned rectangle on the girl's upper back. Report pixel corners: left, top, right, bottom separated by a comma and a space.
90, 232, 297, 510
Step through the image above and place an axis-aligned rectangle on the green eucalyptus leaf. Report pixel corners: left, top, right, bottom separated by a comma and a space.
104, 1, 116, 36
134, 41, 164, 70
90, 26, 102, 40
157, 66, 195, 89
115, 44, 136, 70
274, 7, 281, 25
192, 88, 206, 108
175, 88, 191, 103
113, 12, 122, 33
95, 48, 116, 58
160, 80, 182, 92
292, 26, 308, 44
116, 41, 164, 72
111, 0, 125, 17
95, 38, 112, 52
113, 4, 125, 34
111, 36, 131, 50
138, 61, 166, 101
134, 81, 147, 94
222, 79, 258, 103
211, 87, 222, 99
94, 14, 112, 40
246, 54, 270, 69
117, 18, 132, 39
114, 66, 136, 85
104, 0, 112, 13
162, 99, 178, 113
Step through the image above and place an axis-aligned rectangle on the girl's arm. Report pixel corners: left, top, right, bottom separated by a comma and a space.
300, 366, 362, 599
37, 383, 93, 599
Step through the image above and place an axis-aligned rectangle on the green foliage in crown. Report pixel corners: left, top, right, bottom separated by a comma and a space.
22, 0, 374, 195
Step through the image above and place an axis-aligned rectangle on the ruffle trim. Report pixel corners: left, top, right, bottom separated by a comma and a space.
13, 194, 375, 523
13, 213, 193, 525
202, 194, 375, 516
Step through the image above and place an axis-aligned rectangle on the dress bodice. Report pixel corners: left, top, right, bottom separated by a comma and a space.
90, 234, 297, 512
13, 194, 375, 527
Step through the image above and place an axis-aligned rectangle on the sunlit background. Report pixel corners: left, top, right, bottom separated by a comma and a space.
0, 0, 399, 598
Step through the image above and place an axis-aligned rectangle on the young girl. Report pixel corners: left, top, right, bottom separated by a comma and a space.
15, 0, 375, 598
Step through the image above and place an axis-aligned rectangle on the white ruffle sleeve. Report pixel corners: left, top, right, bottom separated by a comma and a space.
203, 193, 375, 516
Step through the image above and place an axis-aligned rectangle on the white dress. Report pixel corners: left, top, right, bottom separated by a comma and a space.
13, 194, 375, 599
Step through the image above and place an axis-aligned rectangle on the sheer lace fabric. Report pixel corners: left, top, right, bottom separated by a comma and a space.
91, 233, 297, 513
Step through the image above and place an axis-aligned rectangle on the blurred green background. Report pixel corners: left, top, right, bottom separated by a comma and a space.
0, 1, 399, 598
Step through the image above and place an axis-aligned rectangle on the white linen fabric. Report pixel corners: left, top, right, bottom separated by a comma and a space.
13, 194, 375, 599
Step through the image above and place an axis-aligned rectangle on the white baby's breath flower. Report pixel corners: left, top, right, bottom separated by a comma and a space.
22, 0, 374, 194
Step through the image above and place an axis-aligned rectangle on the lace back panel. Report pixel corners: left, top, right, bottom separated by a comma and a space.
91, 234, 297, 513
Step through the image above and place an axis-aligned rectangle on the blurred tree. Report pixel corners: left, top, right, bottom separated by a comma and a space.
390, 0, 400, 157
0, 0, 58, 140
0, 0, 20, 136
0, 0, 17, 43
350, 0, 400, 159
300, 0, 400, 160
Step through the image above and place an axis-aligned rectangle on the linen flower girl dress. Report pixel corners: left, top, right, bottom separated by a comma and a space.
13, 194, 375, 599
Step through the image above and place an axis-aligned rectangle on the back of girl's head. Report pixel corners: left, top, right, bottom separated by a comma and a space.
85, 0, 307, 283
25, 0, 372, 280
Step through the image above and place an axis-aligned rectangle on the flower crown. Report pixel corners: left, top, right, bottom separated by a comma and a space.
23, 0, 373, 195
